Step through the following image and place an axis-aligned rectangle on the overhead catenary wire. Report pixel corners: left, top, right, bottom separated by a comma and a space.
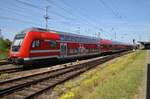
0, 16, 40, 25
15, 0, 102, 32
58, 0, 101, 30
2, 0, 113, 37
98, 0, 119, 18
46, 1, 88, 25
0, 7, 41, 21
50, 0, 109, 37
97, 0, 127, 24
15, 0, 44, 10
15, 0, 102, 34
15, 0, 75, 21
46, 0, 88, 27
46, 0, 76, 19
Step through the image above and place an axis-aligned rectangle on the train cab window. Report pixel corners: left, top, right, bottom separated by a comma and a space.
32, 40, 40, 48
50, 40, 57, 48
13, 39, 23, 46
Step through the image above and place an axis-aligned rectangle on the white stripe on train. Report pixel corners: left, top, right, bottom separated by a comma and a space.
24, 55, 59, 60
24, 52, 101, 61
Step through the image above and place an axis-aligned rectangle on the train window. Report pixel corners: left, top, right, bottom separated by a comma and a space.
60, 34, 65, 41
32, 40, 40, 48
50, 40, 57, 48
70, 36, 74, 42
13, 39, 23, 46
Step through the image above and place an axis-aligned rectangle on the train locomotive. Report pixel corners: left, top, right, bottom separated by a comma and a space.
8, 27, 133, 65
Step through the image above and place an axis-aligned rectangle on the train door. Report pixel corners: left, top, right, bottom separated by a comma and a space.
79, 43, 86, 55
60, 43, 67, 58
97, 44, 101, 54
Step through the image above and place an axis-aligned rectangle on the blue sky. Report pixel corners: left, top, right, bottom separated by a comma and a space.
0, 0, 150, 43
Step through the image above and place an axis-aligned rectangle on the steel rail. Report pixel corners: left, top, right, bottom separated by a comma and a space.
0, 51, 132, 98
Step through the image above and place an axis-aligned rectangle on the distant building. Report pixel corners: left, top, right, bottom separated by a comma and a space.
138, 41, 150, 49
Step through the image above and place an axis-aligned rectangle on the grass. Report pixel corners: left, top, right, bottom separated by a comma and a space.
0, 38, 10, 59
58, 51, 146, 99
0, 73, 9, 80
0, 52, 8, 59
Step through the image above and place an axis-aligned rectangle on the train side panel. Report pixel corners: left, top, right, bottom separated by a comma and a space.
9, 28, 133, 65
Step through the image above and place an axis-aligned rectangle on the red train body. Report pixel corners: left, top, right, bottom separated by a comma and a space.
9, 28, 133, 64
100, 39, 133, 52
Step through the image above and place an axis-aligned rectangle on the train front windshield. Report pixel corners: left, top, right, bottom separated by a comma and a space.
12, 34, 25, 52
13, 39, 23, 46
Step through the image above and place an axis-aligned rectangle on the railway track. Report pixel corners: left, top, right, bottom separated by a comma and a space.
0, 64, 23, 74
0, 59, 9, 66
0, 51, 132, 99
0, 59, 22, 74
0, 51, 125, 74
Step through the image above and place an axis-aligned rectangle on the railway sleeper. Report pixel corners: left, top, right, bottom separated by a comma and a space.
0, 51, 132, 98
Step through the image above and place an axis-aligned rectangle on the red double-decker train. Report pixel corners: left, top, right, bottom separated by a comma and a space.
9, 28, 133, 64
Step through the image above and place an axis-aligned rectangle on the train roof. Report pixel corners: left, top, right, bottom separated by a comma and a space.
112, 40, 133, 46
19, 27, 100, 40
18, 27, 132, 46
100, 39, 112, 44
100, 39, 132, 46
